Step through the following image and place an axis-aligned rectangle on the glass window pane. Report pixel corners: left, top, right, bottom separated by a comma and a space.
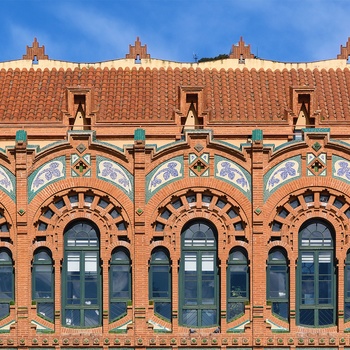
272, 302, 288, 319
35, 251, 51, 262
0, 252, 11, 262
0, 266, 13, 299
269, 250, 286, 262
269, 266, 287, 298
345, 302, 350, 320
300, 308, 314, 325
319, 308, 334, 326
84, 309, 99, 327
152, 266, 169, 298
85, 252, 97, 272
152, 250, 168, 262
85, 273, 98, 305
0, 304, 9, 319
184, 268, 198, 305
185, 253, 197, 271
34, 266, 53, 298
202, 309, 216, 326
228, 302, 244, 320
65, 309, 80, 326
110, 302, 127, 320
183, 309, 197, 326
67, 274, 80, 304
37, 302, 54, 321
202, 253, 214, 271
202, 270, 215, 304
155, 301, 171, 320
67, 253, 80, 271
171, 199, 182, 209
346, 266, 350, 298
229, 265, 247, 298
111, 266, 130, 298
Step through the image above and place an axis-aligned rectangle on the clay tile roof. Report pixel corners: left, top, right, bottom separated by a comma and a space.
1, 64, 350, 124
2, 38, 350, 124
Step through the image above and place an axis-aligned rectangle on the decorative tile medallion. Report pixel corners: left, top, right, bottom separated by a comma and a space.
307, 152, 327, 176
189, 152, 209, 177
215, 156, 251, 200
146, 157, 183, 202
264, 156, 301, 201
96, 156, 133, 199
28, 157, 65, 202
71, 153, 91, 177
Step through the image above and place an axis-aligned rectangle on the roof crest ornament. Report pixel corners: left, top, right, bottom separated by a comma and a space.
126, 37, 151, 61
22, 37, 49, 62
229, 36, 255, 60
337, 37, 350, 60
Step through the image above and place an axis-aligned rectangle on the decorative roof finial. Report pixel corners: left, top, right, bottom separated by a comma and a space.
337, 37, 350, 59
229, 37, 255, 60
126, 37, 150, 60
22, 38, 49, 61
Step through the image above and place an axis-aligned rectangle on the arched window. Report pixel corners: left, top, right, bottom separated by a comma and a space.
180, 220, 218, 327
0, 249, 13, 319
267, 248, 288, 320
32, 249, 54, 322
149, 248, 171, 321
63, 220, 101, 327
110, 248, 131, 321
227, 248, 249, 321
297, 219, 335, 326
345, 250, 350, 321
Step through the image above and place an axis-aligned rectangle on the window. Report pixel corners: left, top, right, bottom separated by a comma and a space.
297, 219, 335, 326
227, 248, 249, 321
180, 220, 218, 327
0, 249, 13, 319
267, 248, 288, 320
33, 249, 54, 322
345, 250, 350, 321
63, 220, 101, 327
149, 248, 171, 321
110, 248, 131, 321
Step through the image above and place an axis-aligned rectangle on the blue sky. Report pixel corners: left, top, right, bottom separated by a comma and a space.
1, 0, 350, 63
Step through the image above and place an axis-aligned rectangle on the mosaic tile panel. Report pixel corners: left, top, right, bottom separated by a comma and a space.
96, 156, 133, 200
146, 157, 183, 202
264, 156, 301, 201
28, 157, 65, 203
214, 156, 251, 200
333, 155, 350, 183
0, 165, 15, 201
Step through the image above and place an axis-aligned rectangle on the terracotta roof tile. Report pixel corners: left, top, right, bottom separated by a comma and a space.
3, 63, 350, 124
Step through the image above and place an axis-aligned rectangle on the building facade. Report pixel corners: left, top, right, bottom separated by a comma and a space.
1, 36, 350, 349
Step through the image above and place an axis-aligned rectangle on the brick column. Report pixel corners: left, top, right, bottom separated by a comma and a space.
250, 129, 267, 342
132, 129, 148, 339
14, 130, 31, 342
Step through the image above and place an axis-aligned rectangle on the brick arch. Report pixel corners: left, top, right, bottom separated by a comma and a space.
149, 187, 250, 253
29, 177, 133, 224
266, 186, 350, 256
31, 187, 132, 259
